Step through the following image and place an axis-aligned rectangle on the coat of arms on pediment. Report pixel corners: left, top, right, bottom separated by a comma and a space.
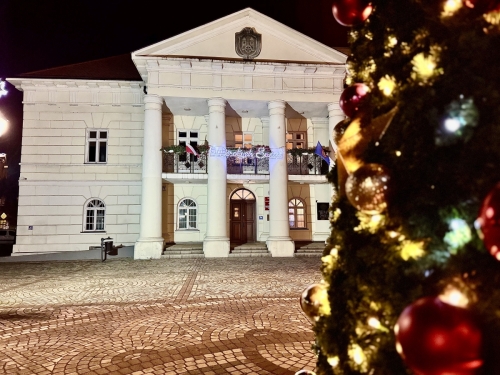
235, 27, 262, 60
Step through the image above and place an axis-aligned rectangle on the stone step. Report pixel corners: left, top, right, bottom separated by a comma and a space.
229, 252, 271, 257
231, 248, 269, 253
163, 249, 205, 255
161, 253, 205, 259
295, 251, 323, 257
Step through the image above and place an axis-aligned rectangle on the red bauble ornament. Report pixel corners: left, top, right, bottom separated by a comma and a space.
332, 0, 373, 27
476, 183, 500, 260
464, 0, 500, 13
395, 297, 483, 375
339, 83, 370, 118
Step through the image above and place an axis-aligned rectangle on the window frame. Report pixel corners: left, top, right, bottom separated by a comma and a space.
177, 130, 199, 162
86, 129, 108, 164
84, 199, 106, 232
286, 131, 307, 150
288, 198, 307, 229
177, 198, 198, 230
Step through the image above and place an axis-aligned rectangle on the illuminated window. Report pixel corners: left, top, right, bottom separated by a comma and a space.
84, 199, 106, 231
286, 132, 306, 150
234, 132, 253, 148
289, 198, 306, 228
86, 130, 108, 163
178, 198, 197, 229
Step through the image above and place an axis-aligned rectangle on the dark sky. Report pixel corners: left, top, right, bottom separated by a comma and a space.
0, 0, 348, 207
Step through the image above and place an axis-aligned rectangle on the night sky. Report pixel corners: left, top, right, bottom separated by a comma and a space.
0, 0, 348, 224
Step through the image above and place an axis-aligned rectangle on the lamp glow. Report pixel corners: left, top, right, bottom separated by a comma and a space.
0, 114, 8, 137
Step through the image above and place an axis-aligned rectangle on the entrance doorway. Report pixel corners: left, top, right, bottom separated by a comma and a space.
230, 189, 256, 244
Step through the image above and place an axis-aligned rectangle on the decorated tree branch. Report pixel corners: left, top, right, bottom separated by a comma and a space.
298, 0, 500, 374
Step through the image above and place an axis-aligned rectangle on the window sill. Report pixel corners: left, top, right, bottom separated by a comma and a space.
81, 231, 106, 233
290, 228, 308, 230
175, 229, 199, 231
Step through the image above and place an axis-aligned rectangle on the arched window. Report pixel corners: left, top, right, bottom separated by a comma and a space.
178, 198, 197, 229
85, 199, 105, 231
289, 198, 306, 229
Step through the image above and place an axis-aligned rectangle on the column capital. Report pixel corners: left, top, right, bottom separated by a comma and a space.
327, 102, 344, 117
268, 100, 286, 111
144, 94, 164, 106
207, 97, 227, 108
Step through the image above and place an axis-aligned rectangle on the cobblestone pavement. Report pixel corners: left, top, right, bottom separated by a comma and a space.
0, 258, 322, 375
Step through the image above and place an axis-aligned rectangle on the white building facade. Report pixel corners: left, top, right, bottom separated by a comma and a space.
8, 8, 346, 259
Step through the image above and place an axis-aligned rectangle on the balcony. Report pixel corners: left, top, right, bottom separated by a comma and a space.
162, 150, 328, 176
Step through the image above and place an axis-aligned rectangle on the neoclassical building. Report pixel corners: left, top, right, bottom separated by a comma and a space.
8, 8, 346, 259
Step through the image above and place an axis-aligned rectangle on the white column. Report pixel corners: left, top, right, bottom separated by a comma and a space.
267, 100, 294, 257
203, 98, 230, 257
328, 103, 346, 200
135, 95, 164, 259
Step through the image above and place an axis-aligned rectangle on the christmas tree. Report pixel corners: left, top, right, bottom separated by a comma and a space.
299, 0, 500, 374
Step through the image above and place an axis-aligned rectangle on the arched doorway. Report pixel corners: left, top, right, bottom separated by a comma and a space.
230, 188, 256, 244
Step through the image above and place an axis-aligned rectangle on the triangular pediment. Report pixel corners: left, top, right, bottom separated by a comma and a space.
132, 8, 346, 64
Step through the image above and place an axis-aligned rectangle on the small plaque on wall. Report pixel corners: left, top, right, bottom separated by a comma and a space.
317, 202, 329, 220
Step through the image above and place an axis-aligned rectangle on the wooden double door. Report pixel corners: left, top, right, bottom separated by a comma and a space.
230, 200, 255, 244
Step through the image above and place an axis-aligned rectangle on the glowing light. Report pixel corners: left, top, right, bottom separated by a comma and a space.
0, 81, 7, 98
400, 240, 425, 261
378, 75, 397, 96
327, 356, 339, 368
395, 150, 401, 157
371, 214, 382, 223
439, 285, 469, 307
442, 0, 463, 16
388, 36, 398, 47
444, 118, 461, 132
412, 53, 437, 80
444, 218, 472, 252
388, 231, 399, 238
0, 113, 8, 137
368, 317, 381, 329
348, 344, 366, 365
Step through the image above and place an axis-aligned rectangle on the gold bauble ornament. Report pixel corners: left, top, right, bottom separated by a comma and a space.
300, 283, 329, 323
345, 163, 391, 214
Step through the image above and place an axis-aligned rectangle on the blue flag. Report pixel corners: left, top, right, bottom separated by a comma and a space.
315, 141, 330, 165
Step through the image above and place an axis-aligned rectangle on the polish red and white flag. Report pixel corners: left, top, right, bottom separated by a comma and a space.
186, 144, 199, 156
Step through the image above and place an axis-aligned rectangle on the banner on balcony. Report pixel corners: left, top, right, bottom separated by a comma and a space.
209, 147, 284, 159
315, 141, 330, 165
186, 144, 199, 156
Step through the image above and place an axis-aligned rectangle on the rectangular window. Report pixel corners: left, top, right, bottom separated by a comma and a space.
286, 132, 306, 150
178, 130, 199, 162
234, 132, 252, 148
86, 129, 108, 163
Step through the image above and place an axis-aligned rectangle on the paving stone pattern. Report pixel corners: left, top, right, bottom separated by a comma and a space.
0, 258, 322, 374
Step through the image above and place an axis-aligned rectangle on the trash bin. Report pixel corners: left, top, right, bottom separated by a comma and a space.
105, 241, 118, 256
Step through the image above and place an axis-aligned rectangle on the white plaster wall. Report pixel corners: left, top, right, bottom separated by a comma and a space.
13, 82, 145, 254
15, 181, 142, 253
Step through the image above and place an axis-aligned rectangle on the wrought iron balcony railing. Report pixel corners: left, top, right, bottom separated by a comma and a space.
162, 153, 208, 174
163, 152, 328, 176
